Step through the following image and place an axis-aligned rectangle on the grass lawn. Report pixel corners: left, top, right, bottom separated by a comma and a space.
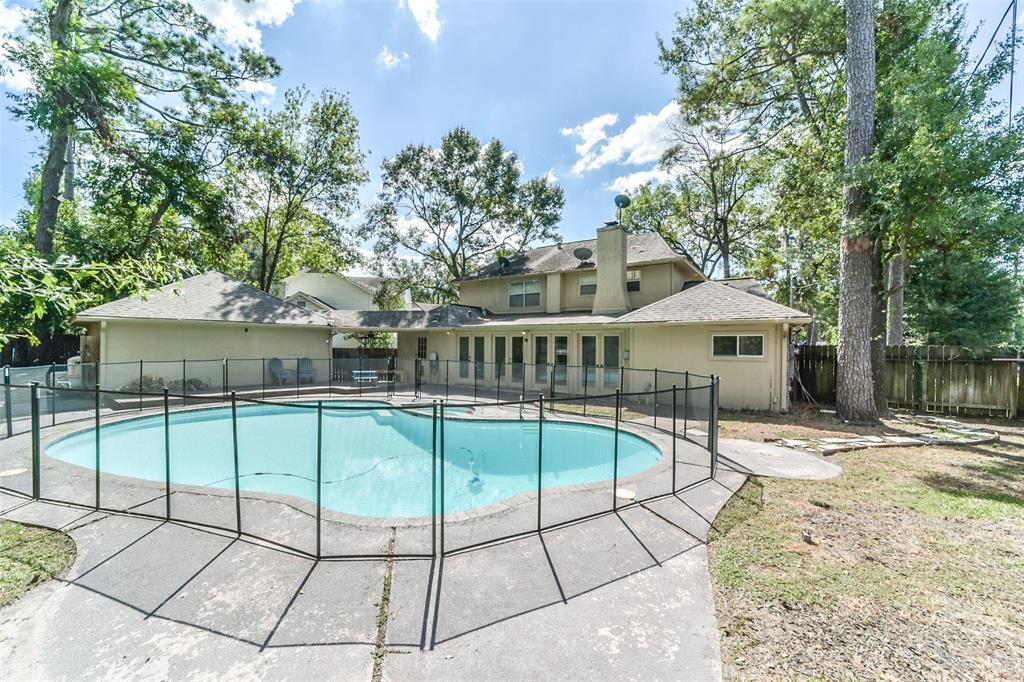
0, 520, 76, 608
710, 407, 1024, 680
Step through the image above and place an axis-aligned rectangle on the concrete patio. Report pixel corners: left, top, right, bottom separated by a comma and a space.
0, 401, 840, 681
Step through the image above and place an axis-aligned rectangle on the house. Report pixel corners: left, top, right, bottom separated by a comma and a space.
274, 271, 413, 353
329, 224, 811, 411
74, 271, 334, 391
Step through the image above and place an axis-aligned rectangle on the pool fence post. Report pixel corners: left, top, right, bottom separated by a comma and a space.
582, 364, 588, 416
612, 388, 620, 511
138, 359, 144, 411
50, 362, 56, 424
683, 371, 689, 439
316, 399, 323, 559
224, 358, 230, 397
94, 383, 101, 508
164, 388, 171, 519
496, 361, 501, 404
4, 366, 12, 438
439, 400, 446, 557
537, 394, 544, 532
473, 362, 478, 403
222, 358, 228, 399
548, 364, 554, 412
182, 359, 187, 406
328, 357, 333, 397
296, 358, 300, 399
521, 363, 526, 403
431, 400, 438, 558
30, 383, 40, 499
710, 376, 718, 479
653, 368, 659, 430
671, 385, 677, 493
231, 391, 241, 535
262, 358, 267, 399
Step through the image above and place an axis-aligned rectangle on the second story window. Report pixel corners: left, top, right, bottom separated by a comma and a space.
626, 269, 641, 292
509, 279, 541, 307
579, 271, 597, 296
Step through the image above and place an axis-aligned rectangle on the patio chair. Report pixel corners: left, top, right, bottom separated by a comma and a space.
297, 357, 316, 384
269, 358, 291, 385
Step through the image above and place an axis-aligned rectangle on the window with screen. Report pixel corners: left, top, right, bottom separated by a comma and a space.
712, 334, 765, 358
626, 269, 641, 292
509, 279, 541, 307
579, 271, 597, 296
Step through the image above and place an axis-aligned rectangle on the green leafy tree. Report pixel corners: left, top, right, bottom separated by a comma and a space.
362, 127, 565, 300
5, 0, 278, 254
228, 88, 368, 291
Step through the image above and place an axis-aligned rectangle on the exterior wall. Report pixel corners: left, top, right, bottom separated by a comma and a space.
457, 276, 548, 314
629, 323, 790, 412
457, 261, 702, 315
96, 319, 332, 391
280, 272, 375, 310
399, 322, 792, 412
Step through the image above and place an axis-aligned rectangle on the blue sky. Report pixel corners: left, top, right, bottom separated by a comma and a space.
0, 0, 1020, 249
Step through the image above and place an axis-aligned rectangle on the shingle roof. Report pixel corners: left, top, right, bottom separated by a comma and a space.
460, 232, 687, 281
617, 281, 811, 324
329, 305, 488, 330
716, 277, 771, 299
329, 306, 625, 331
75, 271, 333, 327
347, 275, 384, 293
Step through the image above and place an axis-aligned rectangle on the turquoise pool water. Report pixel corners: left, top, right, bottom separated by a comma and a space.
44, 401, 662, 518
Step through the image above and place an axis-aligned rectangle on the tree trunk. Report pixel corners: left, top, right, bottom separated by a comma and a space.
63, 135, 75, 202
34, 0, 74, 254
886, 245, 906, 345
836, 0, 879, 423
871, 239, 889, 416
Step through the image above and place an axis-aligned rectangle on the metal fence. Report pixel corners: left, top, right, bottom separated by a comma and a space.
0, 363, 719, 560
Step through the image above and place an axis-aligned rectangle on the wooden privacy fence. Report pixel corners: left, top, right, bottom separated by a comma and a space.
793, 345, 1023, 418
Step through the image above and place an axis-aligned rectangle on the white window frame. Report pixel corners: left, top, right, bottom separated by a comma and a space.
579, 271, 597, 296
711, 333, 766, 359
626, 269, 641, 292
508, 279, 541, 308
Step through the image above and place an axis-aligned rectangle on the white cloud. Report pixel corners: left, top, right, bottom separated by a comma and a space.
560, 113, 617, 159
377, 45, 410, 70
240, 80, 277, 97
608, 167, 680, 194
562, 102, 678, 176
544, 168, 558, 183
404, 0, 443, 42
193, 0, 300, 50
0, 0, 30, 91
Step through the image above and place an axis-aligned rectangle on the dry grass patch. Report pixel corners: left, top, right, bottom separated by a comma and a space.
0, 520, 76, 608
709, 412, 1024, 680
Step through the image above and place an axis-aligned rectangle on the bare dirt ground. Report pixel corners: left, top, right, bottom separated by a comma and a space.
710, 405, 1024, 680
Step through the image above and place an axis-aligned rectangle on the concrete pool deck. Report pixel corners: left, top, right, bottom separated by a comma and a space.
0, 401, 840, 680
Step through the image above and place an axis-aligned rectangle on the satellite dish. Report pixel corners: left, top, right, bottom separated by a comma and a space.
572, 247, 593, 262
614, 194, 631, 209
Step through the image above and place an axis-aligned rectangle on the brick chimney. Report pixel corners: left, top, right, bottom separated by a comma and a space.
592, 223, 630, 313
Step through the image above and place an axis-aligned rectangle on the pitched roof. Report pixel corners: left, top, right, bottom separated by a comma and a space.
75, 271, 333, 327
329, 305, 487, 331
716, 277, 771, 299
346, 275, 384, 294
459, 232, 690, 282
617, 281, 811, 325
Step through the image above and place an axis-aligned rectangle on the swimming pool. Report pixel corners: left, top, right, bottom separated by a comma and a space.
44, 401, 663, 518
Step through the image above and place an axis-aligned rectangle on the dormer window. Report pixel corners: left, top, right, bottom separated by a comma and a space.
579, 271, 597, 296
626, 269, 641, 292
509, 279, 541, 307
